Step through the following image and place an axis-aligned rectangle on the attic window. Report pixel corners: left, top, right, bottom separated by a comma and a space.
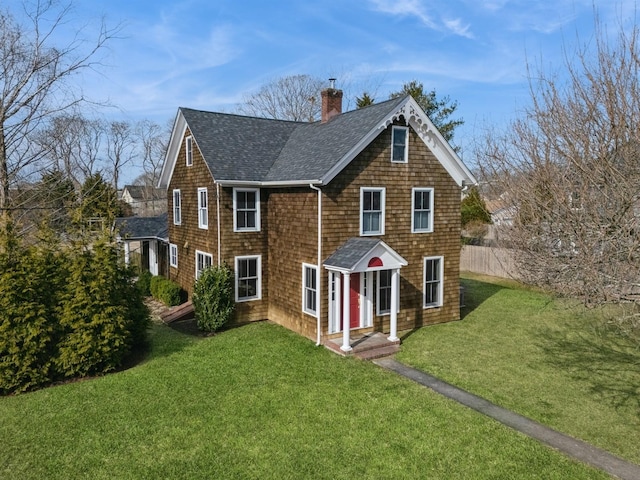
391, 126, 408, 163
186, 136, 193, 166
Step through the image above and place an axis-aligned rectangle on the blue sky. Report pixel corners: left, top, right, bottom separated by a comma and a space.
40, 1, 640, 163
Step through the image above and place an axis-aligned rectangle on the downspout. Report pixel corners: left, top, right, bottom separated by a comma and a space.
310, 183, 322, 346
216, 183, 221, 265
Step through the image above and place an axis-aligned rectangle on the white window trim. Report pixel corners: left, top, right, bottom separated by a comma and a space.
173, 189, 181, 225
198, 187, 208, 229
169, 243, 178, 268
391, 125, 409, 163
423, 256, 444, 309
195, 250, 213, 280
302, 263, 318, 317
376, 270, 399, 316
411, 187, 434, 233
235, 255, 262, 302
360, 187, 386, 236
185, 136, 193, 166
233, 188, 261, 232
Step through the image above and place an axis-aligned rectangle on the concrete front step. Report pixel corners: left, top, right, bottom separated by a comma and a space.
353, 344, 400, 360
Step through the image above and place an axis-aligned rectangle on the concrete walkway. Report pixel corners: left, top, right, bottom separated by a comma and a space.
373, 358, 640, 480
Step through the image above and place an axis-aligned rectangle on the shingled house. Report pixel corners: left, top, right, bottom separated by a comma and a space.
158, 86, 476, 352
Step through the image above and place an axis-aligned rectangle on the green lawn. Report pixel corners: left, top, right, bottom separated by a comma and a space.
398, 273, 640, 466
0, 320, 607, 479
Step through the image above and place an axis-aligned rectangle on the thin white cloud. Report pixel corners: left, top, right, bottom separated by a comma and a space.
368, 0, 474, 38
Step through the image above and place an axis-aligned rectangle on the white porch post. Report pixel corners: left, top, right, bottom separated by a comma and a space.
123, 242, 130, 266
388, 268, 399, 342
341, 272, 352, 352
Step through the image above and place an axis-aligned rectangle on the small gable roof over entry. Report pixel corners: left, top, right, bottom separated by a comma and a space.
159, 95, 477, 189
323, 238, 408, 273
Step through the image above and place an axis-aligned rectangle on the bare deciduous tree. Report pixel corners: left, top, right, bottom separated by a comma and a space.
0, 0, 117, 226
106, 120, 135, 191
237, 74, 325, 122
478, 19, 640, 326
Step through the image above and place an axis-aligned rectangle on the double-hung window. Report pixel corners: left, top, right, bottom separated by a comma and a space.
302, 264, 318, 317
360, 187, 385, 236
195, 250, 212, 279
377, 270, 399, 315
412, 188, 433, 233
424, 256, 443, 308
391, 126, 408, 163
169, 243, 178, 268
236, 255, 261, 302
198, 187, 208, 229
173, 189, 181, 225
185, 136, 193, 166
234, 188, 260, 232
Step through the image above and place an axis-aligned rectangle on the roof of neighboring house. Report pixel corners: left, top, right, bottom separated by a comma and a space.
115, 213, 168, 241
122, 185, 146, 199
160, 95, 477, 188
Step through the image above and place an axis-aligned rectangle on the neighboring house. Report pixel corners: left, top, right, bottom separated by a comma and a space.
115, 213, 169, 276
121, 184, 167, 217
158, 86, 476, 351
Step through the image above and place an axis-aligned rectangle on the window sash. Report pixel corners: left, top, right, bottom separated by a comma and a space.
302, 264, 317, 316
424, 257, 443, 308
186, 136, 193, 166
236, 256, 261, 301
378, 270, 392, 314
170, 244, 178, 268
391, 126, 408, 163
198, 188, 208, 228
361, 188, 385, 235
196, 251, 212, 279
173, 190, 181, 225
412, 188, 433, 233
234, 190, 260, 231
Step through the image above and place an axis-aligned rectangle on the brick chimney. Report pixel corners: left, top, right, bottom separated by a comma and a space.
321, 78, 343, 123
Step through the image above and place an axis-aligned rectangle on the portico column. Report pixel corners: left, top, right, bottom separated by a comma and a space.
123, 242, 130, 265
388, 268, 399, 342
341, 272, 352, 352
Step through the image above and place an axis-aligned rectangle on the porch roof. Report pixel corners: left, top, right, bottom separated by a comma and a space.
323, 237, 407, 273
114, 213, 168, 242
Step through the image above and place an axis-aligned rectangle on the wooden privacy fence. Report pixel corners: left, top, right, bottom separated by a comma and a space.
461, 245, 519, 279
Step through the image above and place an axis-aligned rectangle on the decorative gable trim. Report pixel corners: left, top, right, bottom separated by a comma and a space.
320, 96, 476, 188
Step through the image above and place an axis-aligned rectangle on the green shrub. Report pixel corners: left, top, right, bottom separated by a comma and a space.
56, 241, 149, 378
136, 270, 152, 296
193, 265, 235, 333
155, 278, 182, 307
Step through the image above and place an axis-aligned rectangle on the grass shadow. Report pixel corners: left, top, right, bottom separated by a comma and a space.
537, 322, 640, 415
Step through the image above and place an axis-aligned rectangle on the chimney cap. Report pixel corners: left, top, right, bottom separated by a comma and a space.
329, 78, 336, 89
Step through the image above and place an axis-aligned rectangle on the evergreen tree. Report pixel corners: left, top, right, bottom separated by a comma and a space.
356, 92, 375, 108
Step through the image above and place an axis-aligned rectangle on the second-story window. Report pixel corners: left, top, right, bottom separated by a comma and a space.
391, 126, 408, 163
186, 136, 193, 166
173, 189, 181, 225
234, 188, 260, 232
412, 188, 434, 233
198, 187, 208, 229
361, 187, 385, 236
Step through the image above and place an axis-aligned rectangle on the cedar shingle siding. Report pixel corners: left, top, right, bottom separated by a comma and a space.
161, 95, 475, 341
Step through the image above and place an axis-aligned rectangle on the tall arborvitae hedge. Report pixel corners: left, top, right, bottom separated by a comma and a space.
0, 228, 63, 394
0, 229, 150, 394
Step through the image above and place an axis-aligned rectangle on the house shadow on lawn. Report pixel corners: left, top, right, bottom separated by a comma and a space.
459, 276, 506, 320
537, 323, 640, 416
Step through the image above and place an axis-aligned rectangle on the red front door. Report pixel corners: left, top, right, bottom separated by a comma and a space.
349, 273, 360, 329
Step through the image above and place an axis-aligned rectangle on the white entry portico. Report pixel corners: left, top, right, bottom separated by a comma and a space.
323, 238, 407, 352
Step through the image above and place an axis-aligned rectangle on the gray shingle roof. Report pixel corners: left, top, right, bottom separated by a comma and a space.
115, 213, 168, 241
323, 237, 382, 270
180, 96, 408, 183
